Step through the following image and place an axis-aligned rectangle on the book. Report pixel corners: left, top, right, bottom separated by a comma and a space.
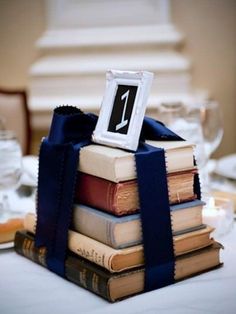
75, 170, 197, 216
14, 230, 222, 302
79, 141, 195, 182
0, 218, 24, 244
72, 200, 205, 249
24, 213, 214, 273
25, 200, 205, 250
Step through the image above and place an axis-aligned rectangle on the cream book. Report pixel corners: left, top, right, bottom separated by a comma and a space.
24, 213, 214, 273
79, 141, 195, 182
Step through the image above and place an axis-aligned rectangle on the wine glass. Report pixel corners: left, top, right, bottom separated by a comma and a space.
157, 102, 207, 169
156, 102, 209, 198
0, 130, 22, 223
200, 100, 224, 159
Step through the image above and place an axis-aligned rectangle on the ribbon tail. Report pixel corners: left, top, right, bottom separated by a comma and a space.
135, 143, 175, 291
35, 137, 90, 276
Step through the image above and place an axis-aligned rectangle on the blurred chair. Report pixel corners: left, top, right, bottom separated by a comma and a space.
0, 89, 31, 155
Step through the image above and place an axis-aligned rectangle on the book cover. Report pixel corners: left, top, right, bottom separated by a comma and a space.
79, 141, 195, 182
24, 211, 214, 272
14, 231, 222, 302
75, 169, 196, 215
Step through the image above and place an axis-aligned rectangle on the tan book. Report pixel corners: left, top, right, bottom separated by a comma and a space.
79, 141, 195, 182
15, 231, 222, 302
0, 218, 24, 244
24, 213, 214, 273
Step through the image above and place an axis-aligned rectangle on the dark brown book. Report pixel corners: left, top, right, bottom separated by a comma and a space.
14, 231, 222, 302
75, 170, 196, 216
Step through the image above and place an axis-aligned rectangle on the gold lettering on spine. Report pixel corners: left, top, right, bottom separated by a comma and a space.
29, 240, 34, 261
92, 273, 99, 293
25, 239, 31, 259
39, 247, 46, 266
22, 238, 27, 257
79, 269, 87, 288
76, 248, 106, 267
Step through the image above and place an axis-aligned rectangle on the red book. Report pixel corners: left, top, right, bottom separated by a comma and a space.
75, 170, 196, 216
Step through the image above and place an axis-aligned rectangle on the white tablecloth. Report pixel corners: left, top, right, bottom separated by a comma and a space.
0, 225, 236, 314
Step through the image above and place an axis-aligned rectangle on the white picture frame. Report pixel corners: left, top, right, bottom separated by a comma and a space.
92, 70, 153, 151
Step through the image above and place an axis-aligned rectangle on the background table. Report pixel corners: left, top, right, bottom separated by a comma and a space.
0, 224, 236, 314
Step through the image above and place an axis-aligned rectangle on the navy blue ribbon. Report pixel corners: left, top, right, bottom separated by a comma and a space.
35, 106, 201, 291
135, 143, 175, 290
35, 107, 97, 276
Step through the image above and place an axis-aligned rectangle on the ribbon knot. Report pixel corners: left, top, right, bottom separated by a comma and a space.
48, 106, 97, 144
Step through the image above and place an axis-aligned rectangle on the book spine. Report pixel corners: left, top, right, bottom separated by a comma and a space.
14, 231, 112, 302
14, 231, 47, 267
79, 146, 122, 182
76, 173, 118, 214
79, 143, 194, 182
76, 173, 139, 215
73, 205, 116, 248
65, 258, 111, 301
74, 204, 141, 249
75, 171, 195, 216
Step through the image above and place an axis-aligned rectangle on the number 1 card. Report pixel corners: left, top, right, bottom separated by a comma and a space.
92, 70, 153, 151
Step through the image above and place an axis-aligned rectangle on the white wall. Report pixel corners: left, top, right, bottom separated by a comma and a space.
0, 0, 235, 157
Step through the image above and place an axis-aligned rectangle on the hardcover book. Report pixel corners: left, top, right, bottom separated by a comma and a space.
75, 169, 197, 215
14, 231, 222, 302
72, 200, 206, 249
25, 200, 205, 249
79, 141, 195, 182
24, 213, 214, 273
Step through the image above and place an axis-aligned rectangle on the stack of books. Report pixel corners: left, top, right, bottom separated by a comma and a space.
14, 140, 222, 302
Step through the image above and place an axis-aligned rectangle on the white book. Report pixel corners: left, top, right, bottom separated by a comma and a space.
79, 141, 195, 182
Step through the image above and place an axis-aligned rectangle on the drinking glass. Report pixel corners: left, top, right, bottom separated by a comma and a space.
0, 130, 22, 223
157, 102, 207, 168
200, 100, 224, 159
156, 102, 209, 198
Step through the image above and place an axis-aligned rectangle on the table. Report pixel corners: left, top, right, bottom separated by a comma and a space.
0, 224, 236, 314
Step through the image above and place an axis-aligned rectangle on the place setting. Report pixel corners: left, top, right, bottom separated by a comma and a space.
0, 123, 37, 249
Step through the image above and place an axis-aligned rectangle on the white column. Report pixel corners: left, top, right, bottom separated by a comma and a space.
29, 0, 207, 129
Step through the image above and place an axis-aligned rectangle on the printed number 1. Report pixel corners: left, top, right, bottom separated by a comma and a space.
116, 90, 130, 131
